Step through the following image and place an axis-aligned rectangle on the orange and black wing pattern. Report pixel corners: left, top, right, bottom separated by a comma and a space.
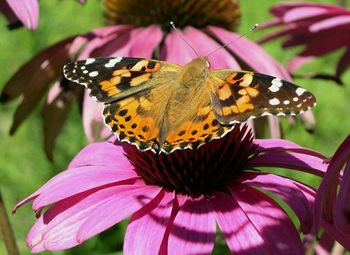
209, 70, 316, 124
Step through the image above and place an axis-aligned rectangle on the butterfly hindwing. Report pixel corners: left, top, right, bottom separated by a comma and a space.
162, 104, 233, 153
63, 57, 180, 103
209, 70, 316, 124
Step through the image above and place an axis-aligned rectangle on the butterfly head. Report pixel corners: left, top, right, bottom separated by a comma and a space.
182, 57, 210, 82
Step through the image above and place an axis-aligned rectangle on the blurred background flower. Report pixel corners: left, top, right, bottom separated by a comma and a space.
0, 0, 315, 160
14, 125, 330, 254
259, 2, 350, 82
0, 0, 39, 30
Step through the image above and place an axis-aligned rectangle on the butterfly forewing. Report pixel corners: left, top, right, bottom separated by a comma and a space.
209, 70, 316, 124
63, 57, 179, 103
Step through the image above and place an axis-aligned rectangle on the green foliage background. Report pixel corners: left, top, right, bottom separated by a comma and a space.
0, 0, 349, 254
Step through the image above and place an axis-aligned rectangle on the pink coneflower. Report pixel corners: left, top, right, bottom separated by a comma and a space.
0, 0, 38, 30
14, 125, 329, 254
259, 2, 350, 80
1, 0, 314, 159
314, 134, 350, 251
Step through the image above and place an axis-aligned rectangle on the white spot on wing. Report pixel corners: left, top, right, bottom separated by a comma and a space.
83, 70, 88, 74
85, 58, 96, 65
89, 71, 99, 77
105, 57, 123, 68
296, 87, 306, 96
268, 78, 283, 92
283, 100, 290, 105
293, 97, 299, 102
269, 98, 280, 105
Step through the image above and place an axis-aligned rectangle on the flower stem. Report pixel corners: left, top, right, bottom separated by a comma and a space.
0, 191, 19, 255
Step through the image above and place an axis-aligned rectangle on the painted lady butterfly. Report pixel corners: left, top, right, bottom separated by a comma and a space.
63, 56, 316, 153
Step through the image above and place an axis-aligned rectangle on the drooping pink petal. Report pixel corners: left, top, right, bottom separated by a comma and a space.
211, 191, 274, 255
267, 116, 281, 138
270, 3, 346, 17
76, 185, 162, 242
301, 34, 349, 56
322, 220, 350, 250
124, 192, 175, 255
300, 110, 316, 132
249, 150, 328, 176
208, 26, 291, 80
68, 141, 132, 169
240, 172, 312, 233
27, 185, 161, 251
1, 36, 81, 135
283, 7, 335, 23
168, 196, 216, 255
310, 15, 350, 32
314, 135, 350, 232
78, 25, 132, 59
41, 81, 75, 161
336, 45, 350, 77
287, 55, 315, 71
0, 37, 75, 103
82, 91, 111, 142
5, 0, 39, 30
231, 183, 304, 255
332, 138, 350, 234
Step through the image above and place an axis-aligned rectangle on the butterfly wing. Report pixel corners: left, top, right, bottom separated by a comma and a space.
209, 70, 316, 124
63, 57, 181, 152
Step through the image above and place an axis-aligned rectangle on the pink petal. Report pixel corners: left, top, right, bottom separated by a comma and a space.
310, 15, 350, 32
77, 185, 162, 242
267, 116, 281, 138
283, 7, 333, 23
1, 37, 74, 103
300, 110, 316, 132
231, 183, 304, 255
124, 192, 175, 255
6, 0, 39, 30
78, 26, 132, 59
287, 55, 315, 71
160, 26, 240, 69
315, 135, 350, 231
253, 138, 326, 159
92, 25, 162, 58
160, 28, 197, 65
322, 220, 350, 250
27, 185, 160, 251
82, 91, 111, 142
270, 3, 345, 17
239, 172, 312, 233
208, 26, 291, 80
14, 165, 138, 212
211, 191, 274, 255
336, 45, 350, 77
68, 141, 132, 169
2, 37, 77, 134
41, 81, 75, 161
168, 196, 216, 255
184, 27, 241, 69
249, 151, 328, 176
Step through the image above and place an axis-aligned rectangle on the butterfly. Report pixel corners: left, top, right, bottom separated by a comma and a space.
63, 56, 316, 154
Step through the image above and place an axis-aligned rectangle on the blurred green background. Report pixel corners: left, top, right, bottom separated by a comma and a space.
0, 0, 349, 254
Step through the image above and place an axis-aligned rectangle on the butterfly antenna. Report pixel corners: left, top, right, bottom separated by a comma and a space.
170, 21, 200, 57
206, 24, 259, 58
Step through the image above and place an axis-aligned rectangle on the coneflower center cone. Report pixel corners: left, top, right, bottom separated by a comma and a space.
122, 124, 256, 196
104, 0, 241, 31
